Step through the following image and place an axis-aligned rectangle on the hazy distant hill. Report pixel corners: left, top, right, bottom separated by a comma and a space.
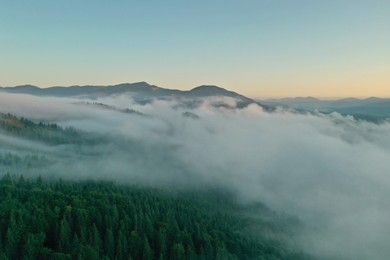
0, 82, 261, 109
260, 96, 390, 122
3, 83, 389, 120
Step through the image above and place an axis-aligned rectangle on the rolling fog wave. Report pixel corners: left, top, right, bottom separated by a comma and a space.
1, 92, 390, 259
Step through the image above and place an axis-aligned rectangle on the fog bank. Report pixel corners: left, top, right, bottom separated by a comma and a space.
1, 92, 390, 259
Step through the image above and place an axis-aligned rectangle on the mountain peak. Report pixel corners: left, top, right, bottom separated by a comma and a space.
190, 85, 227, 92
13, 85, 40, 90
189, 85, 250, 99
115, 81, 151, 87
189, 85, 237, 97
2, 85, 42, 94
187, 85, 260, 108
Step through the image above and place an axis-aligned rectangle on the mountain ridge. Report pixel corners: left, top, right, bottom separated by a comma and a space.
259, 96, 390, 122
1, 82, 243, 96
0, 82, 267, 109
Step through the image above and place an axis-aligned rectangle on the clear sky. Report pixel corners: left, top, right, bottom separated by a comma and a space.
1, 1, 389, 98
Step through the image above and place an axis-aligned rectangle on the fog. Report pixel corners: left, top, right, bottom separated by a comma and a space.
1, 92, 390, 259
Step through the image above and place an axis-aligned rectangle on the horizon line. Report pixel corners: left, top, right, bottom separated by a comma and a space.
1, 82, 389, 100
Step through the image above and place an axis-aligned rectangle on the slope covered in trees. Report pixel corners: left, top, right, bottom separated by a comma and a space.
0, 175, 309, 259
0, 113, 102, 146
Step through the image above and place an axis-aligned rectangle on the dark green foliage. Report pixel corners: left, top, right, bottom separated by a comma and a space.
84, 102, 145, 116
0, 113, 101, 145
0, 175, 309, 259
0, 153, 53, 169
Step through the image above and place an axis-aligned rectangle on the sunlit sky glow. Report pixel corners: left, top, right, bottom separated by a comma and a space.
1, 1, 389, 98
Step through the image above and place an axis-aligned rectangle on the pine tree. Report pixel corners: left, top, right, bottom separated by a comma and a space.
129, 230, 142, 259
5, 212, 21, 259
91, 223, 102, 255
171, 243, 186, 260
23, 232, 46, 260
104, 228, 115, 258
59, 217, 71, 252
142, 236, 154, 260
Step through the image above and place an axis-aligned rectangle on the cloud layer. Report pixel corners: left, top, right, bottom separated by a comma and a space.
1, 92, 390, 259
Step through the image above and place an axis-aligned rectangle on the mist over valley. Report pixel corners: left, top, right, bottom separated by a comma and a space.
0, 84, 389, 259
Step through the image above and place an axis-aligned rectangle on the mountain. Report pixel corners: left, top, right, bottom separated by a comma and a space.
188, 85, 246, 99
0, 82, 267, 109
260, 97, 390, 122
0, 82, 156, 97
0, 85, 42, 95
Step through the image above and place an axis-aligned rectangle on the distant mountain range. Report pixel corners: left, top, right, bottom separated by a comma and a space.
259, 96, 390, 122
1, 83, 389, 122
0, 82, 260, 109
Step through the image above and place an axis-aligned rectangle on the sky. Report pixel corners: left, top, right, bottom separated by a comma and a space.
1, 0, 389, 98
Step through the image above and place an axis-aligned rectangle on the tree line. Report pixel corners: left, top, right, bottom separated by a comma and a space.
0, 174, 309, 259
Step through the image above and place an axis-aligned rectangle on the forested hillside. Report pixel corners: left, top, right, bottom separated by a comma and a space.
0, 113, 313, 259
0, 113, 101, 145
0, 175, 308, 259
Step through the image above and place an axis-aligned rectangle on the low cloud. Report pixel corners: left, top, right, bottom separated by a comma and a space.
1, 92, 390, 259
